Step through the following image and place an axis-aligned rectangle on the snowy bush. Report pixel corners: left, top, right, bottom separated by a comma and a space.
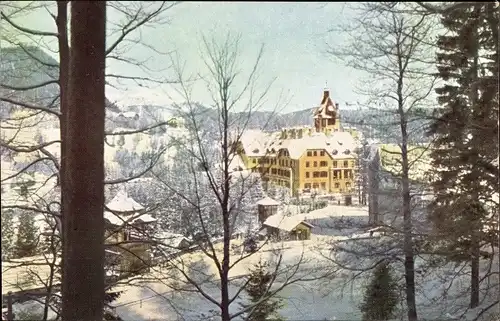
359, 261, 399, 321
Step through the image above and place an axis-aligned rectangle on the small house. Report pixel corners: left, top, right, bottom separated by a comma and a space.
260, 213, 313, 241
104, 191, 157, 275
256, 196, 280, 223
154, 232, 192, 256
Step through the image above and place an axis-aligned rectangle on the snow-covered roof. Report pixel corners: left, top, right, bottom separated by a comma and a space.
155, 232, 191, 248
120, 111, 139, 118
106, 190, 145, 212
104, 211, 156, 226
263, 213, 314, 232
239, 129, 358, 160
257, 196, 280, 206
313, 90, 337, 119
238, 129, 270, 157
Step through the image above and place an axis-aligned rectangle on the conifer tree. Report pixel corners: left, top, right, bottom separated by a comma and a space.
1, 209, 16, 260
360, 261, 398, 321
427, 3, 499, 308
15, 211, 40, 258
240, 260, 284, 321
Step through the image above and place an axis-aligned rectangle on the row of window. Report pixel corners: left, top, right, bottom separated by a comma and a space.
253, 158, 354, 169
306, 160, 352, 168
305, 169, 354, 179
255, 158, 296, 167
306, 150, 326, 157
303, 181, 352, 191
271, 168, 291, 177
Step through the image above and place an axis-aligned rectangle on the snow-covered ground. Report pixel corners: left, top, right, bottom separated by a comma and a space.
100, 207, 497, 321
108, 241, 498, 321
3, 193, 497, 321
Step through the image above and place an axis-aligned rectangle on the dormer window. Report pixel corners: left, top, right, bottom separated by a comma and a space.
332, 149, 338, 155
252, 148, 259, 154
344, 149, 351, 155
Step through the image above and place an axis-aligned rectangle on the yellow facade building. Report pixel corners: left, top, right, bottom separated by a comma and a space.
235, 89, 360, 197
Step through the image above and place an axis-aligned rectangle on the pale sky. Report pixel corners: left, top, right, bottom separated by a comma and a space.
2, 1, 363, 113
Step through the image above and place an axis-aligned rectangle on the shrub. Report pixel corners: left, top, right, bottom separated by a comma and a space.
360, 261, 399, 321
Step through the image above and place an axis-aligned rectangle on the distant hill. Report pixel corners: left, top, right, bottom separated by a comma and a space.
1, 45, 432, 144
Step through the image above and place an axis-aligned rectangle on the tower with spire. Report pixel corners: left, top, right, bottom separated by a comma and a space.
312, 86, 341, 134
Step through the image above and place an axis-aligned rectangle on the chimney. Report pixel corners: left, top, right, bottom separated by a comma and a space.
335, 102, 339, 109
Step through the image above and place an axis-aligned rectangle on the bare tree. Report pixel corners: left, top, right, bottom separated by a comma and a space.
1, 1, 179, 318
326, 3, 439, 320
136, 33, 331, 321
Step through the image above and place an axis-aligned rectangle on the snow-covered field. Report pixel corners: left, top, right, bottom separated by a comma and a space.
102, 207, 497, 321
6, 205, 498, 320
108, 241, 498, 321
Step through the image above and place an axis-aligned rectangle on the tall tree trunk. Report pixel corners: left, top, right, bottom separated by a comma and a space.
469, 13, 481, 308
61, 2, 106, 321
470, 232, 480, 308
402, 143, 418, 321
398, 70, 417, 321
220, 99, 231, 321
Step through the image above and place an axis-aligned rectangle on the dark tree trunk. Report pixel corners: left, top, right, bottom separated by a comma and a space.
61, 2, 106, 321
399, 99, 417, 321
470, 235, 480, 308
220, 99, 231, 321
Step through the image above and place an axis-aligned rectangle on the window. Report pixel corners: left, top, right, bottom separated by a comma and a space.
343, 160, 349, 167
313, 151, 317, 156
333, 161, 338, 168
333, 170, 342, 179
320, 171, 328, 178
306, 172, 310, 178
307, 151, 312, 157
346, 182, 351, 189
306, 161, 310, 167
313, 171, 320, 178
334, 183, 340, 188
320, 151, 325, 156
252, 159, 256, 164
321, 182, 326, 190
304, 183, 311, 189
313, 161, 317, 167
320, 161, 328, 167
344, 169, 352, 179
272, 168, 277, 175
312, 183, 319, 189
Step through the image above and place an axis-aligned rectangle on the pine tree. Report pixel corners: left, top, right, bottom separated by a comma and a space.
240, 260, 284, 321
360, 261, 398, 321
15, 211, 40, 258
427, 3, 499, 308
1, 209, 16, 260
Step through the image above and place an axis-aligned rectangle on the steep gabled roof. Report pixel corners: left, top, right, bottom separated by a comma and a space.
106, 190, 145, 212
313, 90, 337, 119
